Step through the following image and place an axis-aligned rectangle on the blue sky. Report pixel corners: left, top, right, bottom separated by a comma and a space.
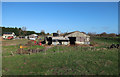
2, 2, 118, 34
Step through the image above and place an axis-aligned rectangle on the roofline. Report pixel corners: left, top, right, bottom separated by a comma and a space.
64, 31, 90, 37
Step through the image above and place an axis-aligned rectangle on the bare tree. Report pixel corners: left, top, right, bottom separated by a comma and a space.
22, 26, 27, 36
40, 30, 45, 36
87, 32, 96, 37
100, 32, 107, 37
108, 33, 116, 37
22, 26, 26, 31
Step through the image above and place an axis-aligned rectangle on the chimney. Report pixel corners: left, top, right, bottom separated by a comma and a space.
57, 30, 60, 36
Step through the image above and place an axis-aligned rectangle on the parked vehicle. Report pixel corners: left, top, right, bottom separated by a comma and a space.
3, 32, 16, 39
7, 36, 13, 40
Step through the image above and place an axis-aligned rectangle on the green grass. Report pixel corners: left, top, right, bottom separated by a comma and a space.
90, 36, 120, 48
2, 37, 119, 75
24, 45, 45, 50
90, 36, 119, 44
2, 39, 29, 46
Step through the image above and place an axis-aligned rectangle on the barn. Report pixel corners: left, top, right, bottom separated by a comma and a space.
45, 31, 90, 45
64, 31, 90, 44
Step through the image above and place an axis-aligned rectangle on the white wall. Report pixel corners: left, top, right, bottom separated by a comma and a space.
75, 41, 84, 44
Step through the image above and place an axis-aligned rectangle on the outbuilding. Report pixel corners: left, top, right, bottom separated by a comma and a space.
45, 31, 90, 45
28, 34, 38, 40
2, 32, 16, 39
64, 31, 90, 44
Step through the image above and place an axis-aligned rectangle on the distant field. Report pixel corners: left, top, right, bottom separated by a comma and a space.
2, 37, 119, 75
91, 36, 119, 44
2, 39, 29, 46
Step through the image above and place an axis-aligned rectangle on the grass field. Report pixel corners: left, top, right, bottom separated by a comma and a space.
2, 37, 119, 75
2, 39, 29, 46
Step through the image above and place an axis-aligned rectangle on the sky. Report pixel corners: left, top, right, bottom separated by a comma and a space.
2, 2, 118, 34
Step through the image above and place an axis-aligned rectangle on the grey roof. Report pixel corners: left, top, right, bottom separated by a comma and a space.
29, 34, 38, 36
64, 31, 90, 37
52, 36, 69, 40
4, 32, 13, 34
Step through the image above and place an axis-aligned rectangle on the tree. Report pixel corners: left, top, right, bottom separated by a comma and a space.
2, 27, 20, 36
40, 30, 45, 35
26, 31, 35, 35
21, 26, 27, 36
21, 26, 26, 31
46, 33, 49, 35
108, 33, 116, 37
87, 32, 96, 37
100, 32, 107, 37
117, 34, 120, 37
1, 27, 36, 36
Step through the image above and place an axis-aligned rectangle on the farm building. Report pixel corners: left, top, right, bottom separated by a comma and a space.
28, 34, 38, 40
45, 31, 90, 45
64, 31, 90, 44
2, 32, 16, 39
45, 36, 69, 45
18, 36, 28, 39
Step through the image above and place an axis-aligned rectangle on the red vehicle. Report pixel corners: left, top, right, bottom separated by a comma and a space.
7, 36, 13, 40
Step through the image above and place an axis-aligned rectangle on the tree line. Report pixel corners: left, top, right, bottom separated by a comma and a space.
87, 32, 120, 37
1, 27, 48, 36
1, 27, 119, 37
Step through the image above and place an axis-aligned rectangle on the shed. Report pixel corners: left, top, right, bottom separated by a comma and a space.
29, 34, 38, 40
2, 32, 16, 39
45, 36, 69, 45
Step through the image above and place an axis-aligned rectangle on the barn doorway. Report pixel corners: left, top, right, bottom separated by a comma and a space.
58, 40, 62, 45
48, 37, 52, 45
69, 37, 76, 45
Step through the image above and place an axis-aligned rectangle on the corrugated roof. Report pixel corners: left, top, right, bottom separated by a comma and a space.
52, 36, 69, 40
30, 34, 38, 36
64, 31, 90, 37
